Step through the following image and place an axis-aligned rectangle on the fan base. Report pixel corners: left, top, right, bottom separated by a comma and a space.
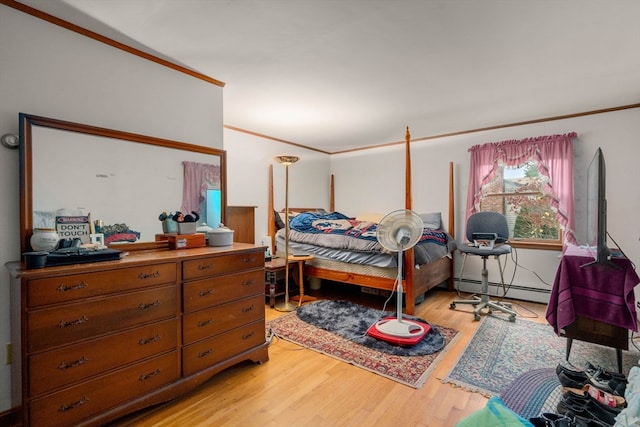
366, 316, 431, 346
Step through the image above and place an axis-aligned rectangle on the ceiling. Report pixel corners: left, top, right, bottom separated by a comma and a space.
16, 0, 640, 153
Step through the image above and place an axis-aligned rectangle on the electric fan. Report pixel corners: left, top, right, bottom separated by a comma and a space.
366, 209, 431, 345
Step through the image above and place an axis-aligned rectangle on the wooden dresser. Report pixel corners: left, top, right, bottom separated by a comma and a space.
8, 243, 268, 427
225, 206, 256, 244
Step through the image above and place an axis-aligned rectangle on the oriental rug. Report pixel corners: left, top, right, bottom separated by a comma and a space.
266, 300, 459, 388
442, 315, 640, 397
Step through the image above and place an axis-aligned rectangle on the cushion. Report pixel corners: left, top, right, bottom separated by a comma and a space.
419, 212, 442, 229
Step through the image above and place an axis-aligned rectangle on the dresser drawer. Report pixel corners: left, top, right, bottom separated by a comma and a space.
182, 252, 263, 281
182, 320, 265, 376
27, 285, 177, 352
183, 295, 264, 344
183, 269, 263, 313
29, 318, 178, 397
27, 262, 177, 307
29, 351, 179, 427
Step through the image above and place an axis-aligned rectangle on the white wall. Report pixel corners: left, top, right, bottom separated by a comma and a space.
223, 128, 331, 248
329, 108, 640, 303
0, 5, 223, 411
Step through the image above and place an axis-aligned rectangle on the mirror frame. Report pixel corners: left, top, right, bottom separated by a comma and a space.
19, 113, 227, 252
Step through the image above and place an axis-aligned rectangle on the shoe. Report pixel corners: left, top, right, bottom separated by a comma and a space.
585, 362, 627, 382
557, 362, 589, 380
558, 371, 589, 389
563, 390, 621, 415
542, 412, 576, 427
559, 391, 619, 426
584, 362, 627, 394
564, 385, 626, 408
529, 413, 576, 427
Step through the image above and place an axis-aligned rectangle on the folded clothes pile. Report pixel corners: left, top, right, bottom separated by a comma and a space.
528, 362, 628, 427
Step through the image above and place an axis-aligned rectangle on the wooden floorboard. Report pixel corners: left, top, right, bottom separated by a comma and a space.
110, 283, 549, 427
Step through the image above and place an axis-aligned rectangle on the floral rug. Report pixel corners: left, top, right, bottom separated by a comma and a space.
267, 300, 460, 388
442, 315, 640, 397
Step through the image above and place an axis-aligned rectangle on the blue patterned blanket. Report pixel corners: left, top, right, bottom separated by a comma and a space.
289, 211, 448, 246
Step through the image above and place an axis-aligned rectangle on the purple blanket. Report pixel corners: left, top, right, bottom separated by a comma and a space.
546, 250, 640, 334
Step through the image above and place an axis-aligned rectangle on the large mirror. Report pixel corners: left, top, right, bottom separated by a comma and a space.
19, 113, 226, 252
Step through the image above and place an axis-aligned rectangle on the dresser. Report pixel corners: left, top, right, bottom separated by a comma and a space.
8, 244, 268, 427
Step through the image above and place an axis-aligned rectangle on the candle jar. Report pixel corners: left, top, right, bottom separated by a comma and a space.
30, 228, 60, 251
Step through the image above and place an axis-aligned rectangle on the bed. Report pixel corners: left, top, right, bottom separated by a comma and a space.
267, 130, 456, 315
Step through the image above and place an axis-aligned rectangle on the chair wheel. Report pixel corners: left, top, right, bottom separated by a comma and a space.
449, 303, 456, 309
509, 315, 516, 322
473, 314, 481, 321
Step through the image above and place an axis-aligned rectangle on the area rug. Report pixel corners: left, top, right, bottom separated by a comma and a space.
267, 300, 460, 388
442, 315, 640, 397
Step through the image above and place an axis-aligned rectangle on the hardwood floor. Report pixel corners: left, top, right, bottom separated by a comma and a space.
111, 283, 549, 427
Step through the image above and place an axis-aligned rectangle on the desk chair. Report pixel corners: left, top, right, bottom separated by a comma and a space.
449, 211, 517, 322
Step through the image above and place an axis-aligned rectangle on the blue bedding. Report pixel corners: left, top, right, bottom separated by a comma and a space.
289, 211, 448, 247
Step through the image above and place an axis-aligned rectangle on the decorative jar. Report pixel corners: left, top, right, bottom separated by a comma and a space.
30, 228, 60, 251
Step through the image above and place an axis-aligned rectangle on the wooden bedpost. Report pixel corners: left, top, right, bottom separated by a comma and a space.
330, 174, 335, 212
447, 161, 455, 291
404, 126, 415, 314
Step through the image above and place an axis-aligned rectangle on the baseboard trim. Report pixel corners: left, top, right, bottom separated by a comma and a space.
454, 278, 550, 304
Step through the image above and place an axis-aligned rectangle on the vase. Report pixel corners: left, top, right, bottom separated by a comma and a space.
30, 228, 60, 251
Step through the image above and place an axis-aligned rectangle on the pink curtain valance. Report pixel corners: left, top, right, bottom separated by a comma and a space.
181, 161, 221, 215
466, 132, 577, 245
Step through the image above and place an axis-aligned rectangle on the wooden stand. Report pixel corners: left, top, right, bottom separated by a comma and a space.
562, 315, 627, 373
288, 255, 316, 307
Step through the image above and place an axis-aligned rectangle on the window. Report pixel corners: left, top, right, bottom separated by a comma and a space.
481, 161, 561, 248
466, 133, 577, 250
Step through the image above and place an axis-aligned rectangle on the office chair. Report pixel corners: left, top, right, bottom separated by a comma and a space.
449, 211, 517, 322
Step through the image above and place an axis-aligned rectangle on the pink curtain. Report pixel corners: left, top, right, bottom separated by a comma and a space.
465, 132, 577, 245
181, 161, 221, 215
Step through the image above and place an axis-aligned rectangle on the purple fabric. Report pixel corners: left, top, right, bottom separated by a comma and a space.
545, 249, 640, 334
465, 132, 578, 245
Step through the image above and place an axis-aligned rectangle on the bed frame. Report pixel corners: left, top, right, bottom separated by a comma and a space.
267, 129, 455, 315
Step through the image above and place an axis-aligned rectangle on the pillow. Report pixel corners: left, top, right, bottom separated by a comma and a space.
276, 210, 300, 227
419, 212, 442, 229
274, 210, 285, 230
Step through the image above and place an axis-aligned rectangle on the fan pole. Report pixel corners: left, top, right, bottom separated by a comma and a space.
395, 243, 404, 321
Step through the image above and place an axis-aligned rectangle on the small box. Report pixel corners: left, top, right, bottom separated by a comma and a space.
167, 233, 206, 250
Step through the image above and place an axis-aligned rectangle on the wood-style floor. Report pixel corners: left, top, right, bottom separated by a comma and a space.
111, 283, 549, 427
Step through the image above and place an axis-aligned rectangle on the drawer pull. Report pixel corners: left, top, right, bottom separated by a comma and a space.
58, 316, 88, 328
242, 304, 255, 313
59, 396, 89, 412
242, 279, 255, 287
242, 331, 255, 340
198, 348, 214, 358
138, 300, 160, 310
139, 368, 161, 381
58, 356, 89, 371
198, 319, 213, 327
198, 288, 214, 297
197, 263, 213, 271
138, 270, 160, 280
243, 256, 256, 264
56, 281, 88, 292
139, 334, 161, 346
